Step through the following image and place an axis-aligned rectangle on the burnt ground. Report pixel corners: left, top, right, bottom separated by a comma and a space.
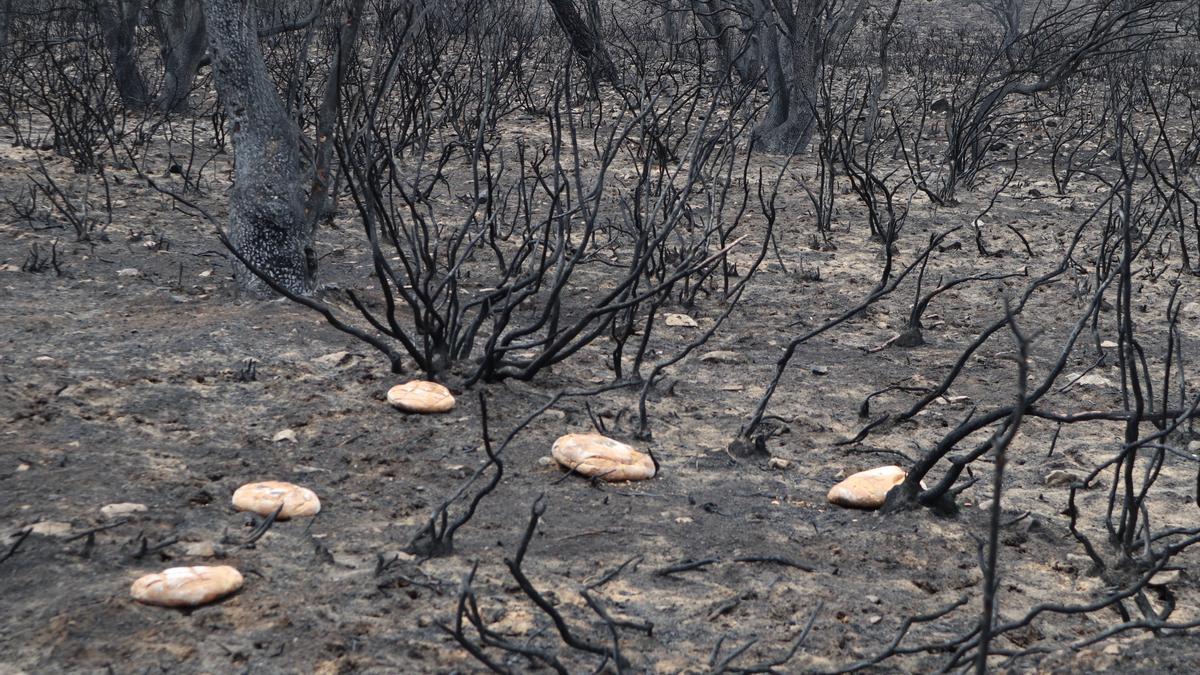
3, 111, 1200, 674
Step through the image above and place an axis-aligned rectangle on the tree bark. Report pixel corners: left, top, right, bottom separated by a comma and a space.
547, 0, 619, 88
752, 0, 864, 154
201, 0, 313, 295
693, 0, 761, 82
752, 0, 819, 154
0, 0, 13, 56
863, 0, 902, 143
93, 0, 150, 108
304, 0, 366, 229
152, 0, 207, 112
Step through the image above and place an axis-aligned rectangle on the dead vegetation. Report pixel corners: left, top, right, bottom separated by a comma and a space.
3, 0, 1200, 672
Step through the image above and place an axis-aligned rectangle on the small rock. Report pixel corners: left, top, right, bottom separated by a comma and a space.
0, 263, 21, 272
29, 521, 72, 537
1100, 340, 1118, 349
537, 456, 556, 467
1044, 470, 1081, 487
381, 550, 415, 564
16, 463, 29, 472
179, 541, 217, 558
130, 566, 243, 607
1149, 569, 1181, 586
768, 457, 791, 470
811, 365, 829, 375
1103, 643, 1121, 655
674, 516, 693, 524
417, 615, 433, 627
665, 313, 698, 328
700, 350, 742, 364
1066, 553, 1095, 571
866, 594, 880, 604
868, 615, 882, 625
100, 502, 147, 519
827, 466, 907, 510
272, 429, 297, 443
314, 351, 353, 368
116, 268, 140, 277
1072, 372, 1117, 388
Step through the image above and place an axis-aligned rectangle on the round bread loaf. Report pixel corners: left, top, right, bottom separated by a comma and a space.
551, 433, 656, 482
827, 465, 907, 510
232, 481, 320, 519
130, 565, 243, 607
386, 381, 456, 413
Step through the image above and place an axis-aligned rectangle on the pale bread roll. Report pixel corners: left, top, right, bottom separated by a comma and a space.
551, 433, 656, 481
130, 565, 243, 607
231, 481, 320, 519
386, 381, 456, 413
827, 465, 907, 510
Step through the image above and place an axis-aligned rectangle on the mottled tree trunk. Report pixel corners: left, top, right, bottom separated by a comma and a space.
693, 0, 761, 82
152, 0, 207, 112
202, 0, 313, 295
547, 0, 619, 88
752, 0, 864, 154
94, 0, 150, 108
752, 0, 819, 154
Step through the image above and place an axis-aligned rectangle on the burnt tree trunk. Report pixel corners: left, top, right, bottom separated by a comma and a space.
94, 0, 150, 108
201, 0, 313, 295
152, 0, 207, 112
693, 0, 762, 82
751, 0, 820, 154
0, 0, 13, 56
547, 0, 619, 88
304, 0, 366, 229
752, 0, 863, 154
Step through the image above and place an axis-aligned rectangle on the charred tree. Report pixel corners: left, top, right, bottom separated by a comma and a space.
692, 0, 761, 82
152, 0, 207, 112
0, 0, 12, 56
547, 0, 619, 88
749, 0, 863, 154
201, 0, 312, 295
304, 0, 366, 228
93, 0, 150, 108
752, 0, 819, 153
